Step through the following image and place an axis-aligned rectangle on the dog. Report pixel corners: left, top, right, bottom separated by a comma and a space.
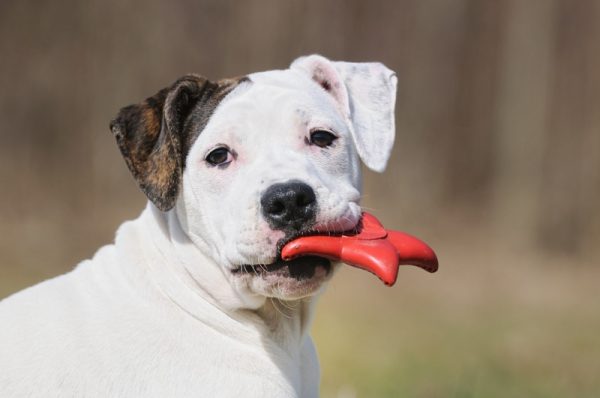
0, 55, 397, 397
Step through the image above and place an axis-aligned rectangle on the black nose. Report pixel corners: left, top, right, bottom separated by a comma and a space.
261, 181, 317, 230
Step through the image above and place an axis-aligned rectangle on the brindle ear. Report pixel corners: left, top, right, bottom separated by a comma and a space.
110, 74, 244, 211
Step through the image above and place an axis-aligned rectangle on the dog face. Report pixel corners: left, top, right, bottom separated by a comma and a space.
111, 55, 397, 301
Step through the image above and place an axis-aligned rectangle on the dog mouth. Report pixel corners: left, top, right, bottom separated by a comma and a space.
231, 256, 332, 280
231, 227, 353, 280
230, 211, 365, 283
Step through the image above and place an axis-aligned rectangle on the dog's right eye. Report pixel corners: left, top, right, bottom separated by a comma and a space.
205, 147, 232, 166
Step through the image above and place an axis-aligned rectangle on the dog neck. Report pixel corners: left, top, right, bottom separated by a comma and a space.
115, 203, 318, 347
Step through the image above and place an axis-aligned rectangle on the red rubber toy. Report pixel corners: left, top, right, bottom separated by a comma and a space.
281, 212, 438, 286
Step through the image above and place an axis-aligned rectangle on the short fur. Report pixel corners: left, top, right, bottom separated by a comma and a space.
0, 55, 397, 397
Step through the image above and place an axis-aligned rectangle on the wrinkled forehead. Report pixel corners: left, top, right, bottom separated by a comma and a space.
202, 69, 346, 137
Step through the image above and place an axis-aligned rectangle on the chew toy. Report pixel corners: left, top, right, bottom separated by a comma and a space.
281, 212, 438, 286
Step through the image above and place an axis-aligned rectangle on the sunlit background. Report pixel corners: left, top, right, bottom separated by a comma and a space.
1, 1, 599, 396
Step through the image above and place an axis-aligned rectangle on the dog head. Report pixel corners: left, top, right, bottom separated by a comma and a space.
111, 55, 397, 301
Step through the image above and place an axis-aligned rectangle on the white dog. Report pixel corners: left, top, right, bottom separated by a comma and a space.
0, 55, 397, 397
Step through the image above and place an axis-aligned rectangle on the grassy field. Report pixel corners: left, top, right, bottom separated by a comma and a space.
313, 239, 600, 397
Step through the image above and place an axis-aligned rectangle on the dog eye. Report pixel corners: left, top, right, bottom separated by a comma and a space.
205, 147, 232, 166
309, 130, 337, 148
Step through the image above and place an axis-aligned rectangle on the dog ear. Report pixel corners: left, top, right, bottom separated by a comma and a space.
291, 55, 398, 172
110, 74, 243, 211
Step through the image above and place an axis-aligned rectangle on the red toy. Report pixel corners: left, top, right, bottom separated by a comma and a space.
281, 212, 438, 286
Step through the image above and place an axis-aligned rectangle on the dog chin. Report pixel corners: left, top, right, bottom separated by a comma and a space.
231, 256, 335, 300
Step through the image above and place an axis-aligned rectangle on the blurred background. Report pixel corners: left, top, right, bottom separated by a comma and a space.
1, 0, 599, 396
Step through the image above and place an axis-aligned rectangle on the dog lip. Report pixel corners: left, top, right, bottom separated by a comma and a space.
231, 256, 332, 280
231, 261, 286, 274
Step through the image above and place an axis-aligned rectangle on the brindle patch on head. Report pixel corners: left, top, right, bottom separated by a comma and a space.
110, 74, 248, 211
180, 77, 249, 160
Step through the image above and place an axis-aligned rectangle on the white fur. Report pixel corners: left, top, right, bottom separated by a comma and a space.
0, 55, 397, 396
291, 55, 398, 172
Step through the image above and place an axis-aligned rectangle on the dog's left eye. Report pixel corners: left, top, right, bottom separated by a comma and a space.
309, 130, 338, 148
205, 147, 233, 166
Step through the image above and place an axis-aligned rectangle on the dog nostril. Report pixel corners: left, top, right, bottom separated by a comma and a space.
270, 200, 285, 215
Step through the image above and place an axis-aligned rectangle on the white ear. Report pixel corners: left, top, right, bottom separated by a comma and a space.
291, 54, 398, 172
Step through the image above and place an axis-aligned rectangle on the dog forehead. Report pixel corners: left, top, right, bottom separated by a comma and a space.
199, 69, 342, 139
247, 68, 310, 88
236, 69, 330, 111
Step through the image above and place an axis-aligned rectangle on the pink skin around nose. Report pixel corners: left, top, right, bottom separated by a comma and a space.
281, 212, 438, 286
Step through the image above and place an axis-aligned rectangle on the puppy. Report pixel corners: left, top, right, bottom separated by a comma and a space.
0, 55, 397, 397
